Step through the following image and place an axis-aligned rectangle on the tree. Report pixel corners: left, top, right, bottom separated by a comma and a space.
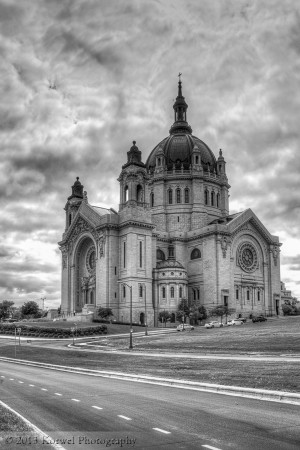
176, 298, 196, 323
209, 305, 235, 324
21, 301, 41, 318
197, 305, 208, 324
282, 304, 293, 316
0, 300, 14, 320
158, 310, 171, 325
97, 307, 113, 320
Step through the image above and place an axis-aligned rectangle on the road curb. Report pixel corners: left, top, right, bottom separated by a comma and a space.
1, 356, 300, 406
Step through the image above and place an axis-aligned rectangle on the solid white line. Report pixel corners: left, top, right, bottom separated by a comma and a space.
0, 399, 66, 450
55, 393, 62, 396
118, 415, 132, 421
153, 428, 171, 434
202, 445, 223, 450
92, 406, 103, 410
71, 399, 80, 402
41, 388, 48, 391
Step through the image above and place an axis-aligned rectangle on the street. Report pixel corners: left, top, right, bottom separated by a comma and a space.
0, 361, 300, 449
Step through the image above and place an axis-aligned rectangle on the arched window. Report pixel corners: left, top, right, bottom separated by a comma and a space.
139, 241, 142, 268
211, 191, 215, 206
195, 155, 199, 165
176, 188, 181, 203
158, 157, 161, 166
191, 248, 201, 260
124, 186, 129, 202
69, 214, 72, 227
247, 290, 250, 301
257, 291, 260, 302
168, 189, 173, 204
139, 284, 143, 298
170, 287, 175, 298
216, 193, 220, 208
162, 287, 166, 298
137, 185, 143, 202
179, 286, 182, 298
184, 188, 189, 203
123, 286, 126, 298
150, 192, 154, 207
157, 249, 165, 261
205, 189, 208, 205
123, 242, 126, 268
193, 290, 196, 300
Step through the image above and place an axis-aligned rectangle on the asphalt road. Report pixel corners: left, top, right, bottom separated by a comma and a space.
0, 361, 300, 450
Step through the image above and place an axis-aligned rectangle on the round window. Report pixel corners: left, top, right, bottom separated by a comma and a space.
238, 243, 258, 273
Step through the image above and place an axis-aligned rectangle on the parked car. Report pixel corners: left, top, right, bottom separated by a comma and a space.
236, 317, 247, 323
204, 321, 223, 328
176, 324, 194, 331
227, 319, 244, 326
252, 315, 267, 323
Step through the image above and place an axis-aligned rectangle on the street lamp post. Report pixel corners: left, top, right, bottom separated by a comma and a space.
122, 283, 133, 349
144, 284, 148, 336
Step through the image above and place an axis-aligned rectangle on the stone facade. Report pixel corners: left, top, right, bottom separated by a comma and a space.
58, 80, 281, 325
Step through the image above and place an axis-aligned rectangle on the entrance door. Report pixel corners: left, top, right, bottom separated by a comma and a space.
140, 312, 145, 325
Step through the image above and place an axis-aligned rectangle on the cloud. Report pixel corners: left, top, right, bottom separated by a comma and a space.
0, 0, 299, 304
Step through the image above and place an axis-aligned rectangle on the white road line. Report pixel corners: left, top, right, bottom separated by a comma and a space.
71, 399, 80, 402
55, 393, 62, 396
1, 376, 4, 378
153, 428, 171, 434
9, 378, 14, 381
202, 445, 223, 450
92, 406, 103, 410
41, 388, 48, 391
29, 384, 35, 387
118, 415, 132, 421
18, 381, 24, 384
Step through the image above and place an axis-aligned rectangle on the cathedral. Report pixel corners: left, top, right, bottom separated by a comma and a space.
58, 79, 281, 325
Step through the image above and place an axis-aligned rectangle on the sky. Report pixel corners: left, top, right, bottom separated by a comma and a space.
0, 0, 299, 309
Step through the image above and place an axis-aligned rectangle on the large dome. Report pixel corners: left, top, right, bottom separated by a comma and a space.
146, 134, 216, 172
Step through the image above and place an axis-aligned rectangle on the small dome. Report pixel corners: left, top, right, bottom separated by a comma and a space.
74, 177, 82, 185
146, 134, 216, 172
156, 259, 185, 269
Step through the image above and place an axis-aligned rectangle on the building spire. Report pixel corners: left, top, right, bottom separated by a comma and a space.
169, 74, 192, 135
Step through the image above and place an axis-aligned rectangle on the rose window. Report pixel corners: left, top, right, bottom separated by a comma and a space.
238, 243, 258, 273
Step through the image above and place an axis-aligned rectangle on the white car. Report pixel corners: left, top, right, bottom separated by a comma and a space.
204, 321, 223, 328
177, 324, 194, 331
227, 319, 244, 326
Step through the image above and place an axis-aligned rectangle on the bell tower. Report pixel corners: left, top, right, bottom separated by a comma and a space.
64, 177, 84, 231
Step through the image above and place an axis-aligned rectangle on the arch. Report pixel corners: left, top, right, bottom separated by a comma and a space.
176, 188, 181, 203
205, 189, 209, 205
140, 312, 145, 325
73, 235, 97, 312
157, 249, 165, 261
168, 189, 173, 204
184, 188, 189, 203
191, 248, 201, 260
150, 192, 154, 207
136, 184, 143, 202
124, 185, 129, 202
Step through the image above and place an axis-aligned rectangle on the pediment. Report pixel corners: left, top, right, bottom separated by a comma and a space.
63, 211, 97, 244
226, 209, 279, 245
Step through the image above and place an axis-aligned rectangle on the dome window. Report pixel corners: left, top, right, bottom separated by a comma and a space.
157, 249, 165, 261
195, 155, 199, 165
176, 188, 181, 203
205, 189, 209, 205
184, 188, 189, 203
191, 248, 201, 260
170, 287, 175, 298
211, 191, 215, 206
158, 157, 161, 166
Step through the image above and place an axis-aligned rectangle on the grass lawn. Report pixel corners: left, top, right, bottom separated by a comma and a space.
1, 317, 300, 393
0, 404, 31, 432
